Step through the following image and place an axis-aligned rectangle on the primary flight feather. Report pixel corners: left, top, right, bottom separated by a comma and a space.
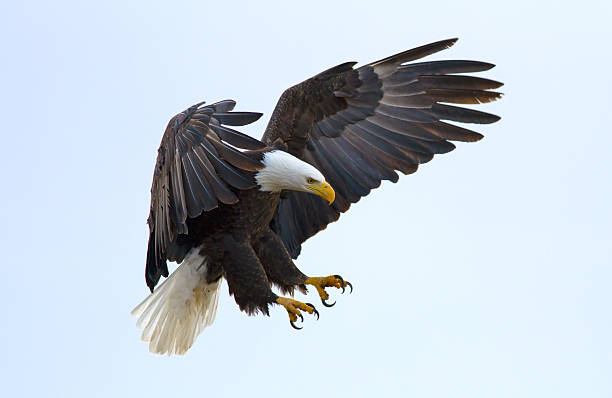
132, 38, 502, 355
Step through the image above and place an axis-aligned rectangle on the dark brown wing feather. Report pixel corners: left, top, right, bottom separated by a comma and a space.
146, 101, 265, 290
262, 38, 502, 258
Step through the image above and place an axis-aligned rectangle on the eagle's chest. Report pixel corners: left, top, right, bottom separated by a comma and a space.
189, 188, 280, 241
232, 189, 280, 235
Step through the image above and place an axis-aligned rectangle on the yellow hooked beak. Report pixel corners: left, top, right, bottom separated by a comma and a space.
306, 181, 335, 204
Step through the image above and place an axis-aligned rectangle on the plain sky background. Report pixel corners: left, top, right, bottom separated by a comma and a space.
1, 1, 611, 397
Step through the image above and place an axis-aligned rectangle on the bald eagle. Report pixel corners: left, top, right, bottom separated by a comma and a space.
132, 38, 502, 355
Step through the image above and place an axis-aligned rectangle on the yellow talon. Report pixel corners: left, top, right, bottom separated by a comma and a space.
304, 274, 352, 307
276, 297, 319, 329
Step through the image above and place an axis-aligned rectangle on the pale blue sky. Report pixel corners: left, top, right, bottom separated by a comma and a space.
1, 1, 611, 397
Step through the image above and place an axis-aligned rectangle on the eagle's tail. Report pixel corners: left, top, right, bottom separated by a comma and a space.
131, 249, 222, 355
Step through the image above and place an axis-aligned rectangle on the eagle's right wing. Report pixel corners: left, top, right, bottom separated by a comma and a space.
146, 100, 265, 290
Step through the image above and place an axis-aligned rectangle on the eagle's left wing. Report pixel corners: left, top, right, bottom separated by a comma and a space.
146, 100, 265, 290
262, 38, 502, 258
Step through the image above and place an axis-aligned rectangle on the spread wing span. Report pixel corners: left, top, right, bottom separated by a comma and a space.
146, 100, 265, 290
262, 38, 502, 258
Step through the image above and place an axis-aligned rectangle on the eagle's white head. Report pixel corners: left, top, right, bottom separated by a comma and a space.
255, 150, 335, 204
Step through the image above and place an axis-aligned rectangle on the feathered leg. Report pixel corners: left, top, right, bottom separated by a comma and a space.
215, 234, 276, 315
254, 230, 308, 295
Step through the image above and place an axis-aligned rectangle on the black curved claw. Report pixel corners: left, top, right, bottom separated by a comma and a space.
290, 319, 303, 330
322, 298, 336, 307
346, 281, 353, 294
305, 303, 319, 320
290, 311, 304, 330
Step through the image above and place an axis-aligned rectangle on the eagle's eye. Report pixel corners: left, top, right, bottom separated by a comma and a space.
307, 178, 316, 184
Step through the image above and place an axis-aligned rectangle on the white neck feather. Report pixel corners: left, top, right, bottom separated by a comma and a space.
255, 150, 325, 193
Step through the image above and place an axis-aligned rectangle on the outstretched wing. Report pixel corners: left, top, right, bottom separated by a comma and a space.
262, 38, 502, 258
146, 100, 265, 290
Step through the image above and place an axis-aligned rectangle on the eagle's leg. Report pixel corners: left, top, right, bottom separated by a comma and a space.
255, 230, 308, 296
217, 236, 278, 316
256, 230, 352, 308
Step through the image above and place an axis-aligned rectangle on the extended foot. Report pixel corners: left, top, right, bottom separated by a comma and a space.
276, 297, 319, 330
304, 274, 353, 307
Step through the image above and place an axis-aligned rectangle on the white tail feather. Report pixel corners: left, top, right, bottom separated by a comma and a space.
131, 248, 221, 355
